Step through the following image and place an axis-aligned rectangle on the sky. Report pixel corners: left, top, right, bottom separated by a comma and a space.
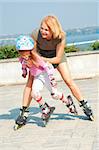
0, 0, 98, 36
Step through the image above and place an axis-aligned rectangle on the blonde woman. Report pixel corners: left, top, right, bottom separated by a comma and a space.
22, 15, 94, 120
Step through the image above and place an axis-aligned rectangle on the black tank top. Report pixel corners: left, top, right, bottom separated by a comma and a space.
36, 31, 61, 68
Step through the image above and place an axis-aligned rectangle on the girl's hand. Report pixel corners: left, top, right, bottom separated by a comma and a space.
22, 73, 27, 78
22, 68, 27, 78
25, 59, 33, 68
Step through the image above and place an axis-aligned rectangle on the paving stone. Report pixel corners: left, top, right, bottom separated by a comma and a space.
0, 78, 98, 150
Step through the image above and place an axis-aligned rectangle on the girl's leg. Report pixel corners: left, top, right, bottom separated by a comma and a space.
22, 72, 34, 107
15, 72, 34, 126
32, 76, 45, 106
44, 72, 77, 114
32, 74, 55, 120
32, 75, 55, 114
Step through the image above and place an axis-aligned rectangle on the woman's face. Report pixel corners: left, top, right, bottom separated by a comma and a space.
40, 22, 52, 40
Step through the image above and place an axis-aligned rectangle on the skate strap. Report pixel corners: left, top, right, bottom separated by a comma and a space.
66, 103, 71, 107
50, 77, 55, 81
79, 101, 87, 107
51, 93, 55, 96
66, 100, 73, 107
40, 103, 49, 110
20, 108, 29, 113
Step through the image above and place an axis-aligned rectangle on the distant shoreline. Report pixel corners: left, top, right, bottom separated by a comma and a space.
0, 26, 99, 50
0, 26, 99, 38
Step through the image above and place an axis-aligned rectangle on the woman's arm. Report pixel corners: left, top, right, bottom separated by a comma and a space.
43, 42, 65, 64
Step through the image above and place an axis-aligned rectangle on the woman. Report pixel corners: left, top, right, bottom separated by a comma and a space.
20, 15, 93, 120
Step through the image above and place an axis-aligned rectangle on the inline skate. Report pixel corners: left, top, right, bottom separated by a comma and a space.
40, 103, 55, 127
66, 95, 78, 115
14, 108, 29, 130
80, 100, 94, 121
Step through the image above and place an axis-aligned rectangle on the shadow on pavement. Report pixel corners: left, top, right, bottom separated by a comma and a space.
0, 107, 40, 120
51, 113, 90, 121
0, 106, 45, 127
0, 107, 91, 128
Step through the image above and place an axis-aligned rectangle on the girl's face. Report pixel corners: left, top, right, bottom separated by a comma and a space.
19, 50, 31, 60
19, 50, 33, 67
40, 22, 52, 40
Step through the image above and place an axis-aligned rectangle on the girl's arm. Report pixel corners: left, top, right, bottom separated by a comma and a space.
22, 66, 27, 78
31, 50, 55, 75
19, 57, 27, 78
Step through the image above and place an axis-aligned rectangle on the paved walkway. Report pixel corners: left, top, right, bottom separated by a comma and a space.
0, 78, 98, 150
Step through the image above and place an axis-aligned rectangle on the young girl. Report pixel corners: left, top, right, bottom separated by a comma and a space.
15, 35, 77, 127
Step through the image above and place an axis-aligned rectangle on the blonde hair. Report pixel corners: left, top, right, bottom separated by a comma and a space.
40, 15, 65, 39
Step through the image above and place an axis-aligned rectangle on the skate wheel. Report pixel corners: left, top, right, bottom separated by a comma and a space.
13, 124, 23, 130
13, 124, 19, 130
42, 118, 49, 127
89, 115, 94, 121
75, 112, 78, 115
43, 122, 46, 127
42, 120, 48, 127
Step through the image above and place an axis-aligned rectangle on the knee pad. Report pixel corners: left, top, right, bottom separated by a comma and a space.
51, 93, 59, 100
32, 92, 42, 102
51, 92, 62, 100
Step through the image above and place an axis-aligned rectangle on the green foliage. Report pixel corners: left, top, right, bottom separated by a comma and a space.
91, 41, 99, 50
0, 41, 99, 59
64, 45, 80, 53
0, 45, 19, 59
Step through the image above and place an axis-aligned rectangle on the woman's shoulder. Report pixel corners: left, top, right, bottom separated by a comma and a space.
61, 31, 66, 40
60, 32, 66, 43
31, 28, 39, 41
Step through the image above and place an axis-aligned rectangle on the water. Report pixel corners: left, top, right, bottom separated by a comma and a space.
0, 26, 99, 51
67, 33, 98, 43
66, 26, 99, 50
67, 32, 98, 50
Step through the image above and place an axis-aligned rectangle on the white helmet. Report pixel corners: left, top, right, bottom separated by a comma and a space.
16, 35, 34, 50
